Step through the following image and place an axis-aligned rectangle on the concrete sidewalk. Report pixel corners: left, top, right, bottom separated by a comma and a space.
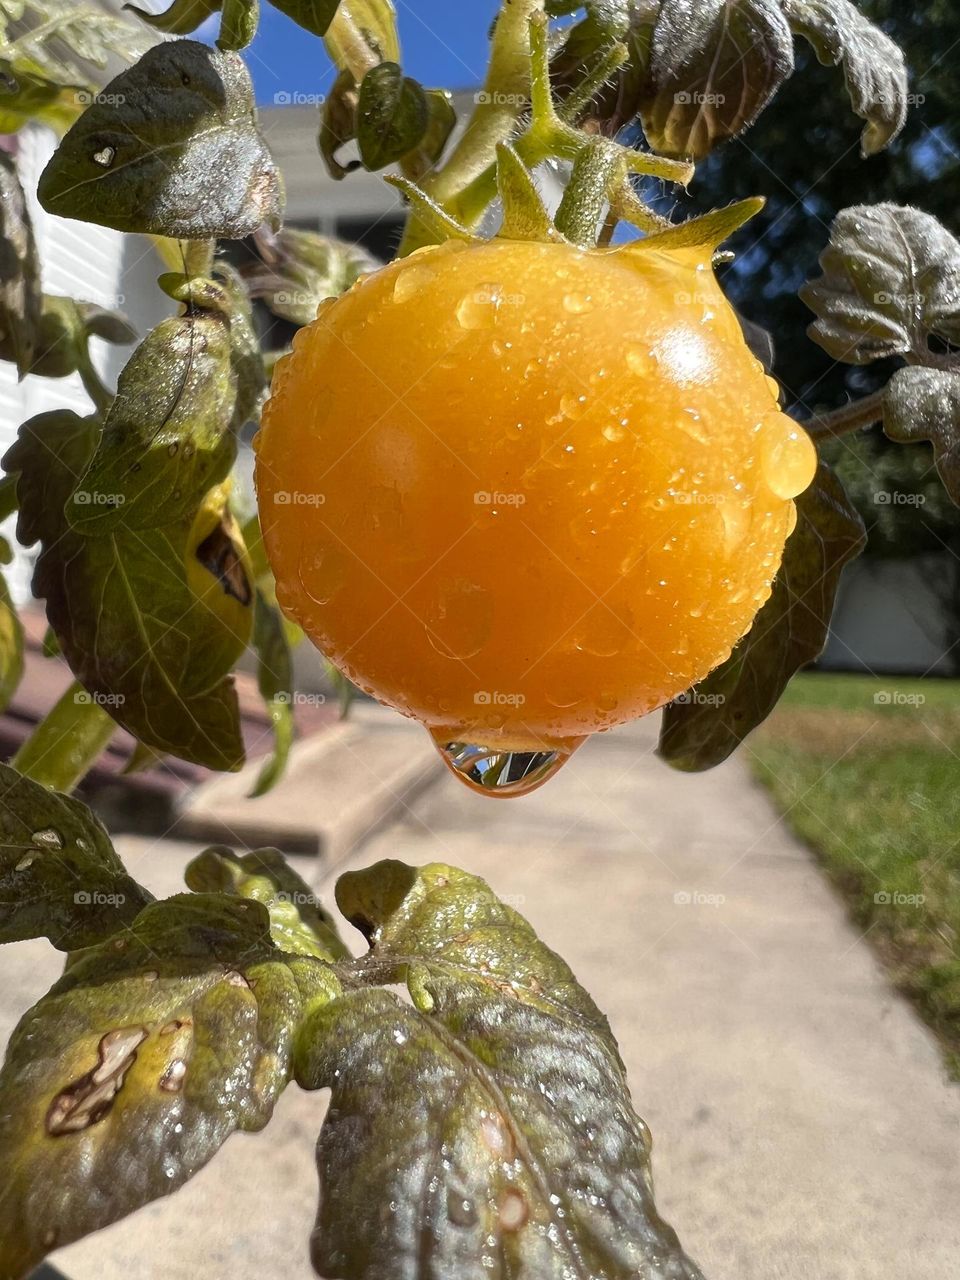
1, 714, 958, 1279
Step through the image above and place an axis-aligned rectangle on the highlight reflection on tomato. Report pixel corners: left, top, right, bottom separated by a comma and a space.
255, 236, 816, 796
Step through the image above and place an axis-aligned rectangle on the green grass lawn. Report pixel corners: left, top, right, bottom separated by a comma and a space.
750, 672, 960, 1076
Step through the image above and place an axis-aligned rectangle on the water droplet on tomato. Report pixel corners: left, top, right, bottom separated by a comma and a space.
429, 732, 582, 797
425, 580, 492, 660
759, 417, 817, 499
456, 284, 502, 329
562, 292, 593, 314
393, 263, 437, 303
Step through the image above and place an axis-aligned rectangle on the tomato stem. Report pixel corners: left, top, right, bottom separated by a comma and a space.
804, 388, 887, 441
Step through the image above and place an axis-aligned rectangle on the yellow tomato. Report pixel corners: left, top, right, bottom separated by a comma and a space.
255, 237, 815, 794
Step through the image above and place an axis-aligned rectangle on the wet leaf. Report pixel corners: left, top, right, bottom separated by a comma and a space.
782, 0, 908, 154
0, 762, 152, 950
245, 227, 377, 326
0, 152, 42, 377
356, 62, 429, 171
185, 845, 347, 960
642, 0, 794, 159
884, 367, 960, 506
801, 204, 960, 365
3, 412, 250, 771
659, 462, 866, 770
297, 860, 704, 1280
0, 893, 340, 1277
250, 587, 295, 796
37, 41, 283, 239
69, 308, 237, 533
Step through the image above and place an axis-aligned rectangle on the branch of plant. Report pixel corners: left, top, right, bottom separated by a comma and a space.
804, 387, 887, 441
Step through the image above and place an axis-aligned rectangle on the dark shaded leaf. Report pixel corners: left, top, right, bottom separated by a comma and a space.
356, 62, 429, 171
69, 308, 237, 533
3, 412, 251, 770
643, 0, 794, 159
884, 367, 960, 506
214, 263, 268, 429
0, 763, 152, 950
0, 893, 340, 1277
28, 295, 136, 381
185, 845, 347, 959
0, 152, 42, 377
550, 0, 657, 136
402, 87, 456, 181
271, 0, 341, 38
319, 68, 361, 180
244, 227, 377, 326
659, 461, 866, 770
296, 860, 704, 1280
37, 41, 283, 239
782, 0, 908, 155
801, 203, 960, 364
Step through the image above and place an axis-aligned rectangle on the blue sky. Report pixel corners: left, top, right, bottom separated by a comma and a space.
231, 3, 499, 106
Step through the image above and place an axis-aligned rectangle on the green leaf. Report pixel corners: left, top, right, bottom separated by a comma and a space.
0, 762, 152, 949
214, 263, 268, 429
185, 845, 348, 959
244, 227, 377, 326
0, 152, 42, 377
0, 893, 340, 1277
0, 565, 22, 714
250, 587, 295, 796
356, 62, 429, 171
884, 367, 960, 506
659, 462, 866, 771
0, 57, 83, 133
782, 0, 909, 154
642, 0, 794, 159
801, 203, 960, 364
69, 309, 237, 533
11, 680, 116, 793
550, 0, 654, 136
3, 1, 153, 85
271, 0, 342, 39
401, 87, 456, 181
3, 412, 251, 771
37, 41, 283, 239
27, 295, 134, 384
296, 860, 704, 1280
324, 0, 399, 79
319, 67, 361, 180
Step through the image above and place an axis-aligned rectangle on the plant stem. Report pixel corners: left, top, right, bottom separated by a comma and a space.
399, 0, 545, 253
12, 681, 115, 793
805, 388, 887, 441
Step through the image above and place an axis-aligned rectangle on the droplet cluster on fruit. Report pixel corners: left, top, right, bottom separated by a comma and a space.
255, 234, 816, 795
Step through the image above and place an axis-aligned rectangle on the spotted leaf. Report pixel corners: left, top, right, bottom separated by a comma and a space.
0, 894, 340, 1278
296, 860, 704, 1280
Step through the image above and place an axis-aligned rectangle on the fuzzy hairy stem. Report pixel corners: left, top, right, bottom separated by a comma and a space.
805, 387, 887, 441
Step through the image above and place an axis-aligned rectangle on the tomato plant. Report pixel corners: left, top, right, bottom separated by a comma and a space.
0, 0, 956, 1276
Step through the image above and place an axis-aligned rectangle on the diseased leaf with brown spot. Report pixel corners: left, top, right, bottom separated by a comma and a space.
296, 860, 704, 1280
0, 762, 152, 950
642, 0, 794, 159
659, 461, 866, 770
0, 152, 42, 377
185, 845, 348, 959
37, 41, 282, 239
884, 367, 960, 507
2, 412, 250, 770
0, 894, 340, 1278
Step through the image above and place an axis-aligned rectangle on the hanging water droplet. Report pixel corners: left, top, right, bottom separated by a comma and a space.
759, 417, 817, 499
429, 733, 582, 798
